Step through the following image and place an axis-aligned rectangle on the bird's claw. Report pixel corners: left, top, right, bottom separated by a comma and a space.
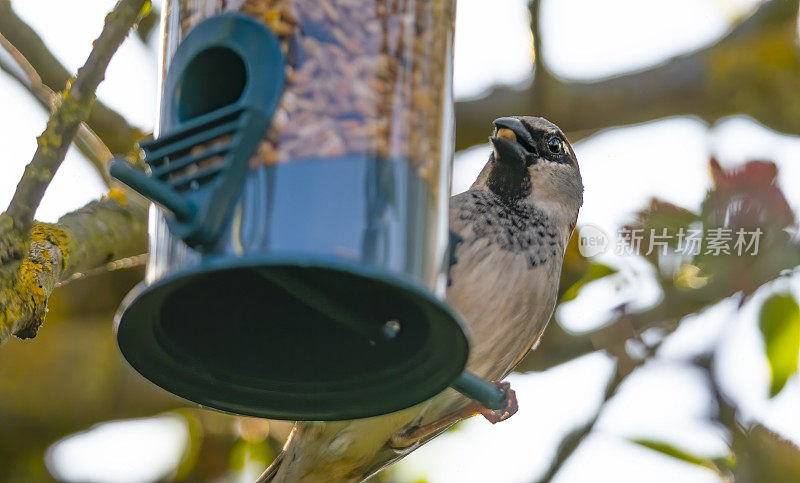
478, 381, 518, 424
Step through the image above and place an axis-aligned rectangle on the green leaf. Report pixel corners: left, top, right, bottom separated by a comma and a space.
140, 0, 152, 17
759, 293, 800, 397
631, 439, 725, 472
560, 262, 617, 303
229, 440, 272, 470
171, 410, 203, 480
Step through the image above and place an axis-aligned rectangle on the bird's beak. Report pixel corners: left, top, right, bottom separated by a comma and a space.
490, 136, 527, 166
493, 118, 536, 150
491, 117, 537, 166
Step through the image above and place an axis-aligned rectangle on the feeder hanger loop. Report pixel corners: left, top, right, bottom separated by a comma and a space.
109, 12, 509, 420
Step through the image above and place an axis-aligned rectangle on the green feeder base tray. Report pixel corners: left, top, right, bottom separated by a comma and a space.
116, 256, 470, 421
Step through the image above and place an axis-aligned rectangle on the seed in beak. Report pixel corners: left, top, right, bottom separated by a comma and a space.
496, 128, 517, 142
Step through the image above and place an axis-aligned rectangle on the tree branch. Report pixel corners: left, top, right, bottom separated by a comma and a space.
455, 0, 800, 150
0, 0, 144, 155
0, 0, 149, 342
520, 231, 800, 375
0, 0, 147, 260
536, 347, 635, 482
0, 194, 148, 343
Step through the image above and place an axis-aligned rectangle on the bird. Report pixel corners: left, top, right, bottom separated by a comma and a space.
257, 116, 584, 483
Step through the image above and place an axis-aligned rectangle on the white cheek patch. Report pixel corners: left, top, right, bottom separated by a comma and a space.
564, 142, 578, 167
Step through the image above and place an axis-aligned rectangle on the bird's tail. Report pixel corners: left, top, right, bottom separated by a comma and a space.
254, 424, 358, 483
256, 450, 283, 483
253, 421, 403, 483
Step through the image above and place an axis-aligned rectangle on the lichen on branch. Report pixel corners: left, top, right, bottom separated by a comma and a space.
2, 224, 69, 340
0, 0, 150, 343
0, 196, 147, 344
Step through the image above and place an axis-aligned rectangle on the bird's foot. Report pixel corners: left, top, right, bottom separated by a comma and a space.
389, 382, 518, 451
477, 381, 518, 424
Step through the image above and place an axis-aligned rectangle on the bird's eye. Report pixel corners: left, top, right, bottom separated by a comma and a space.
547, 137, 563, 154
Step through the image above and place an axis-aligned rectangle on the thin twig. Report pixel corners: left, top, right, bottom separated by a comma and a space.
0, 33, 114, 184
537, 328, 667, 482
0, 0, 143, 155
55, 253, 148, 287
536, 360, 627, 482
1, 0, 148, 263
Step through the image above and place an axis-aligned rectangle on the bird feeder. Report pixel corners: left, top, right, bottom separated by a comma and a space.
111, 0, 505, 420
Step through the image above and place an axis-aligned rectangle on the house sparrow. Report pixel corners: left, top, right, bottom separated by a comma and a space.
257, 116, 583, 482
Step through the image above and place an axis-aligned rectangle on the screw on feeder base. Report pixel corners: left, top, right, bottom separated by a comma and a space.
451, 371, 507, 410
382, 319, 401, 339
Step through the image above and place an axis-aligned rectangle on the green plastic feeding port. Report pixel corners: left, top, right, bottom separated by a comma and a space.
111, 5, 503, 421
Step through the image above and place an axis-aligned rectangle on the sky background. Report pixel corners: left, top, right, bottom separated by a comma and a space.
2, 0, 799, 482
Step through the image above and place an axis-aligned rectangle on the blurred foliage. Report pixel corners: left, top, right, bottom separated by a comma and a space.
135, 3, 159, 42
559, 262, 616, 304
730, 423, 800, 482
630, 439, 734, 477
0, 268, 180, 480
523, 157, 800, 480
758, 293, 800, 397
626, 159, 798, 314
